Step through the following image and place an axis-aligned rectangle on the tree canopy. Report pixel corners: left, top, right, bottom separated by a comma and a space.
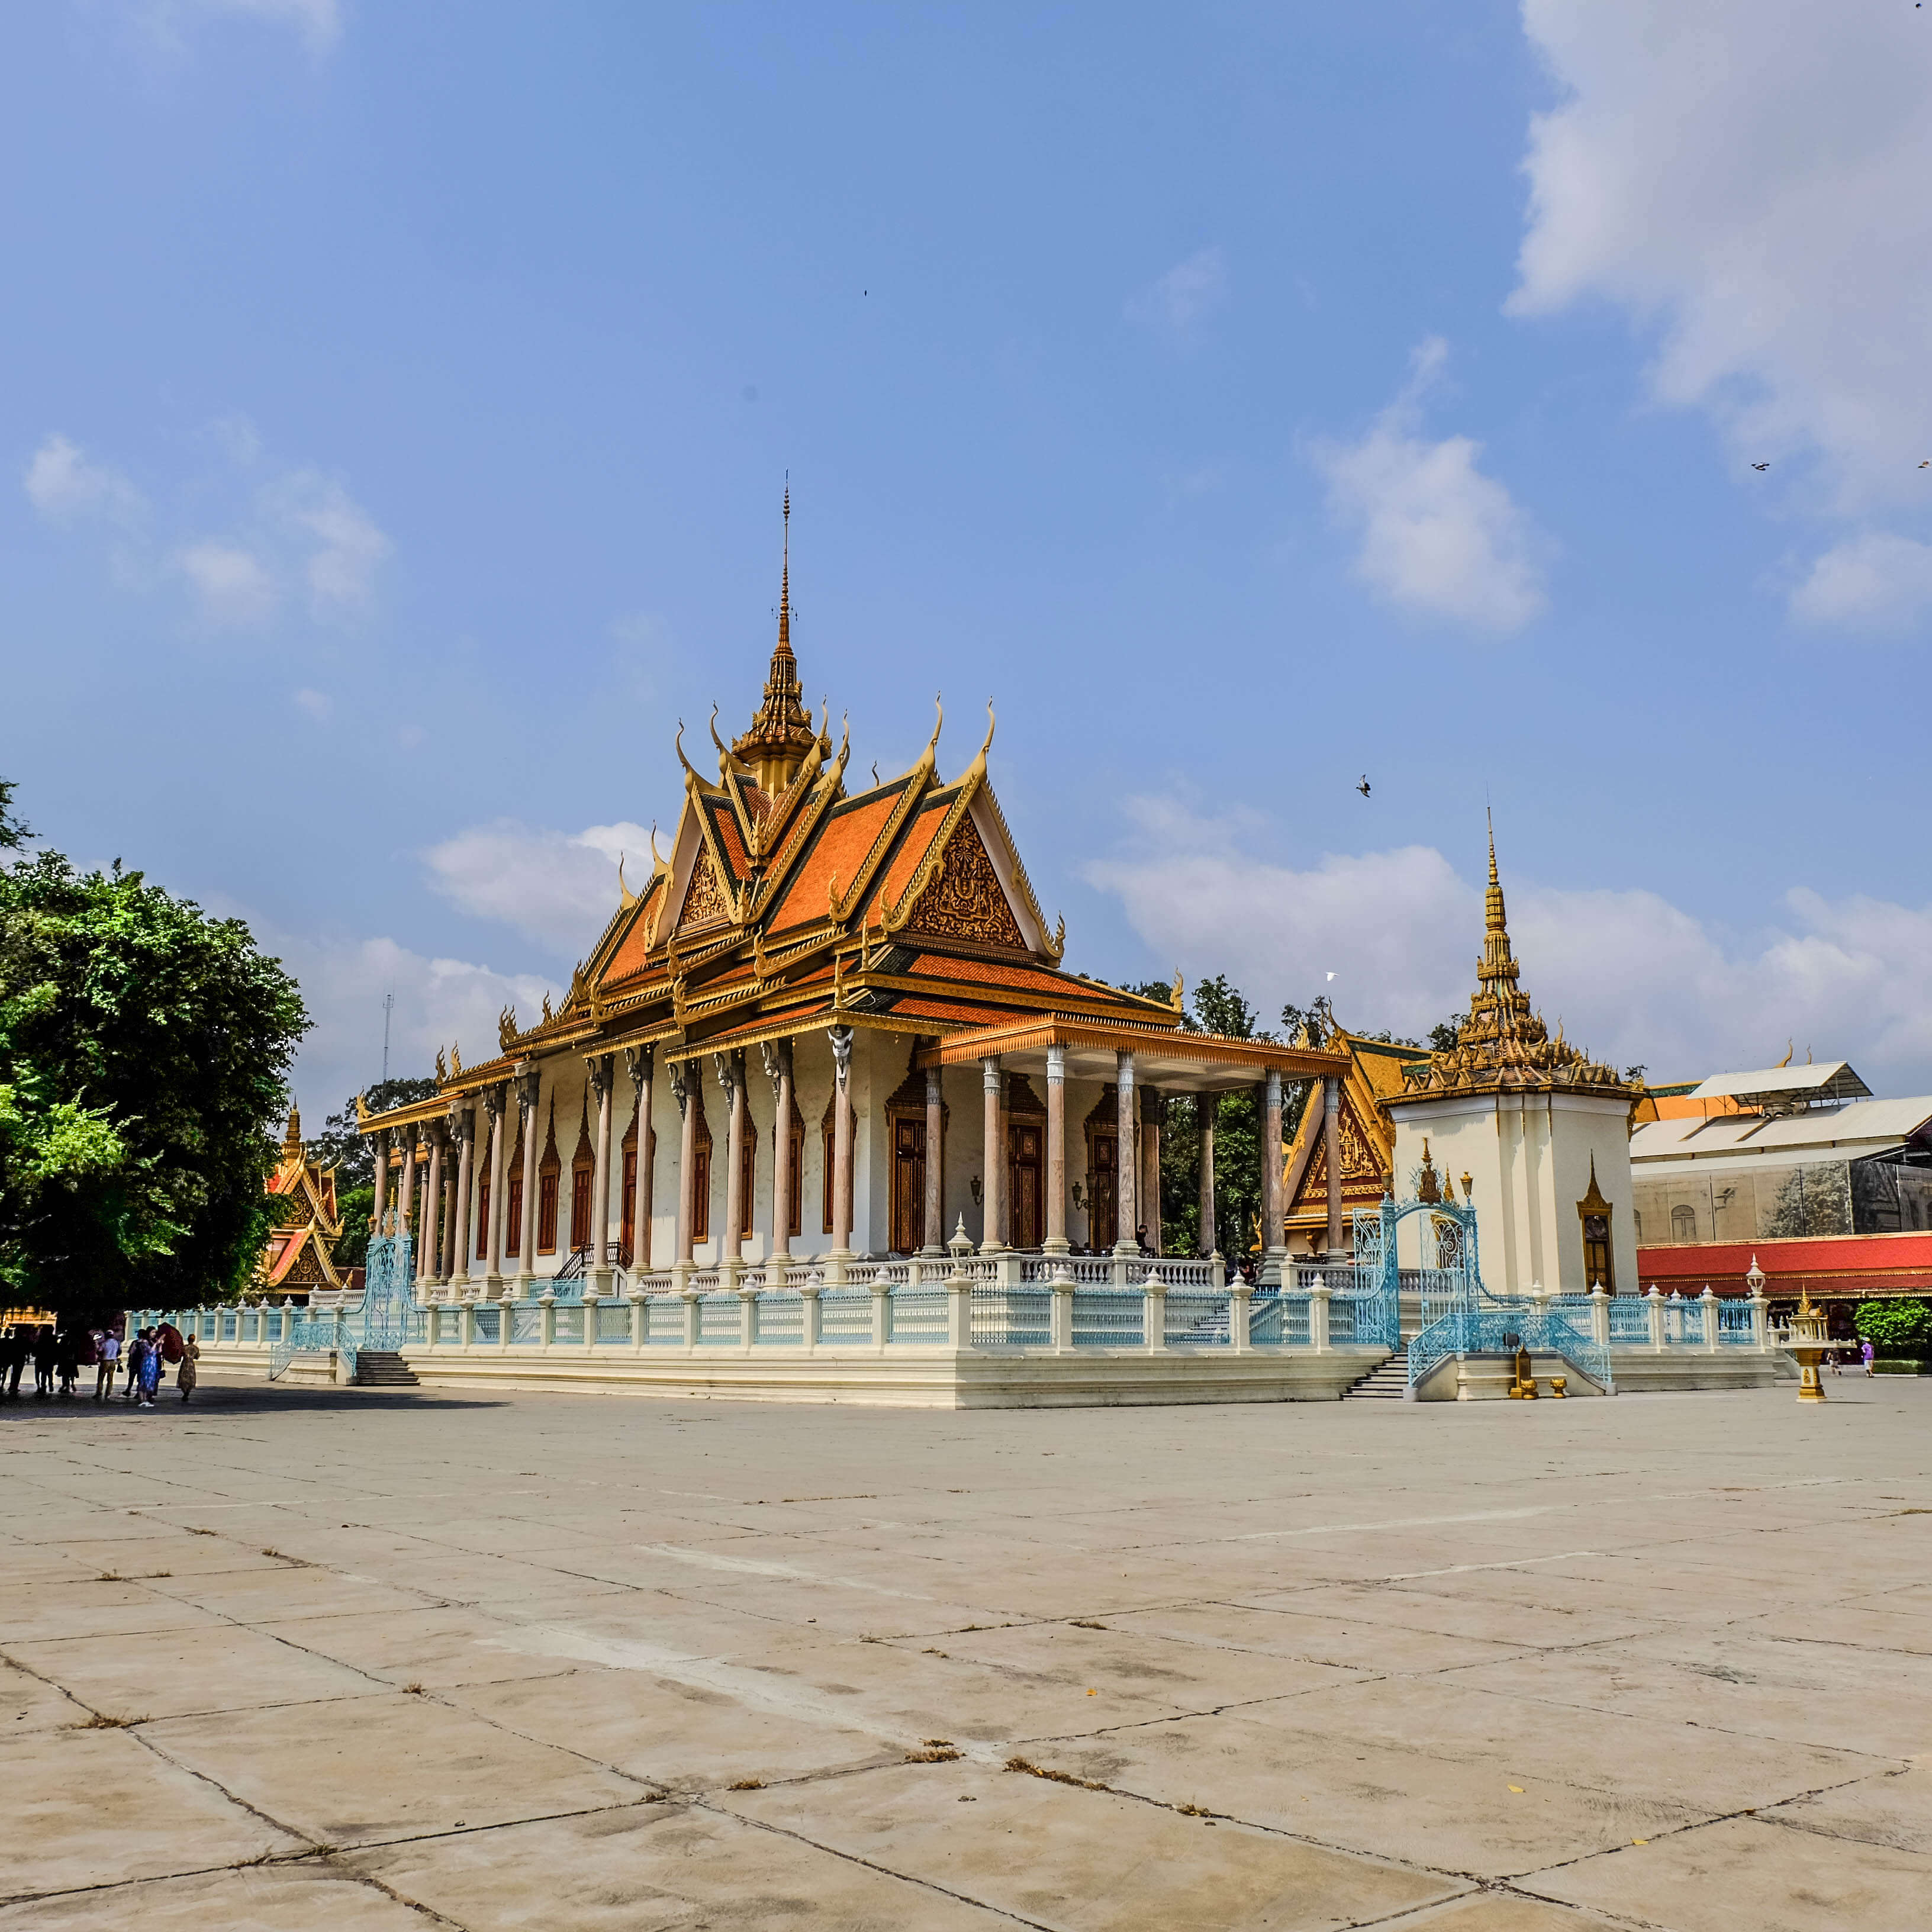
0, 790, 308, 1319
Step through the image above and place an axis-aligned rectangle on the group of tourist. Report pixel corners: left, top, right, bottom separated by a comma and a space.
0, 1322, 199, 1406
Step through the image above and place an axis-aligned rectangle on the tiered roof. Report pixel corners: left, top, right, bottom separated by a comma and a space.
259, 1103, 345, 1293
1402, 823, 1633, 1102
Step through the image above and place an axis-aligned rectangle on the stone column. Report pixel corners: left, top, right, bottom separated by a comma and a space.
397, 1126, 418, 1248
1115, 1052, 1138, 1257
829, 1025, 855, 1261
370, 1127, 391, 1232
626, 1045, 654, 1272
516, 1067, 540, 1292
924, 1061, 946, 1255
484, 1084, 508, 1290
1043, 1043, 1068, 1255
1323, 1076, 1343, 1257
447, 1104, 474, 1288
1261, 1068, 1285, 1286
1142, 1087, 1164, 1257
588, 1054, 614, 1284
420, 1125, 444, 1286
762, 1039, 793, 1267
979, 1056, 1004, 1252
1197, 1094, 1218, 1263
717, 1051, 746, 1284
671, 1059, 695, 1279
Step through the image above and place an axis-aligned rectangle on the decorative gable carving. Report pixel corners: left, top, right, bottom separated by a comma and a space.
905, 816, 1025, 949
678, 849, 730, 932
1291, 1088, 1390, 1212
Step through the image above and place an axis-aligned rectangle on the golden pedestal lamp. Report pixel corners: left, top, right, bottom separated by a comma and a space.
1762, 1257, 1828, 1403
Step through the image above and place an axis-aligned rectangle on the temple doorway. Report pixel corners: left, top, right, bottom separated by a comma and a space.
1008, 1121, 1042, 1251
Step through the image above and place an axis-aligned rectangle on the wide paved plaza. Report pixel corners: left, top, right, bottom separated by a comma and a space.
3, 1377, 1930, 1931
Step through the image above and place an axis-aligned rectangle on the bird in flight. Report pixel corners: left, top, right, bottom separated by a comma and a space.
1356, 775, 1371, 797
1751, 462, 1770, 472
1920, 461, 1929, 469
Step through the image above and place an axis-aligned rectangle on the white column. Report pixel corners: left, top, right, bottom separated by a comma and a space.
484, 1084, 508, 1290
672, 1059, 695, 1282
925, 1060, 946, 1255
763, 1039, 793, 1267
445, 1105, 472, 1284
980, 1056, 1004, 1252
1261, 1068, 1285, 1286
626, 1045, 654, 1273
1044, 1044, 1068, 1255
830, 1025, 855, 1263
1143, 1087, 1163, 1257
717, 1051, 746, 1285
419, 1126, 444, 1286
397, 1126, 418, 1250
1114, 1052, 1138, 1257
516, 1068, 540, 1292
588, 1054, 614, 1288
370, 1127, 391, 1232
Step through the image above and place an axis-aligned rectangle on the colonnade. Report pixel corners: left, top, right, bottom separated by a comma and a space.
366, 1029, 1346, 1299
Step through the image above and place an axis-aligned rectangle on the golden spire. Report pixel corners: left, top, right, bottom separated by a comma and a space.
282, 1102, 302, 1155
1485, 807, 1506, 935
732, 482, 821, 793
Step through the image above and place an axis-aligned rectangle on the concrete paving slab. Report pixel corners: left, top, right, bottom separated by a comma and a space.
4, 1723, 307, 1896
1521, 1812, 1932, 1930
1759, 1760, 1932, 1854
254, 1602, 629, 1690
0, 1862, 432, 1929
0, 1578, 226, 1644
344, 1799, 1014, 1930
1105, 1599, 1535, 1675
726, 1756, 1463, 1930
0, 1655, 85, 1733
140, 1690, 646, 1846
1016, 1712, 1702, 1879
8, 1622, 387, 1720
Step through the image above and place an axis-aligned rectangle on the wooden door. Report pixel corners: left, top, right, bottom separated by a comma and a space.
1089, 1131, 1117, 1251
1008, 1122, 1042, 1251
893, 1115, 926, 1254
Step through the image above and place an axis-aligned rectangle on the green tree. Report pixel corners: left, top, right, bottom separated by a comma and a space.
0, 806, 308, 1320
1853, 1297, 1931, 1358
308, 1077, 439, 1190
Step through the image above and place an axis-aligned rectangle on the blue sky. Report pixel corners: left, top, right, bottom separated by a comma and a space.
8, 1, 1932, 1107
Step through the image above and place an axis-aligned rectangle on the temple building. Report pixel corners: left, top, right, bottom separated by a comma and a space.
257, 1104, 346, 1299
1280, 1028, 1412, 1255
359, 504, 1351, 1293
1385, 826, 1641, 1297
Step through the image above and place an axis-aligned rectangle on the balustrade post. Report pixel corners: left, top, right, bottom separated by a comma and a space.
1701, 1285, 1721, 1353
870, 1279, 891, 1351
1750, 1288, 1770, 1353
497, 1292, 514, 1353
582, 1289, 600, 1349
459, 1301, 474, 1349
801, 1272, 823, 1353
1590, 1285, 1611, 1347
946, 1259, 973, 1349
1229, 1276, 1252, 1355
538, 1293, 556, 1350
1144, 1268, 1168, 1354
681, 1288, 700, 1352
1647, 1283, 1666, 1352
627, 1286, 646, 1353
738, 1284, 759, 1350
1309, 1273, 1331, 1354
1050, 1266, 1075, 1354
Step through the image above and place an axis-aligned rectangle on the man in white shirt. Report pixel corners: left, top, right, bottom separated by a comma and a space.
95, 1331, 120, 1402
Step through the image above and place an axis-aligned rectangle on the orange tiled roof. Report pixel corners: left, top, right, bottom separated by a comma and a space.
767, 788, 903, 932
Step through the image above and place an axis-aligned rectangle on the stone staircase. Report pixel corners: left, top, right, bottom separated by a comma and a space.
1342, 1345, 1409, 1401
352, 1351, 420, 1389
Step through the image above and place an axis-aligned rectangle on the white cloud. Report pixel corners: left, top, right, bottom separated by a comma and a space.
1312, 339, 1547, 633
269, 471, 391, 614
1126, 247, 1228, 339
424, 819, 657, 956
127, 0, 342, 57
1789, 532, 1932, 630
176, 539, 278, 626
1512, 1, 1932, 509
262, 929, 559, 1120
22, 433, 144, 523
1087, 796, 1932, 1094
292, 687, 333, 723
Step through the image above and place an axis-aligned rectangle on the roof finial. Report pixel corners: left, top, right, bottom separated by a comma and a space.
778, 475, 791, 652
1485, 809, 1506, 935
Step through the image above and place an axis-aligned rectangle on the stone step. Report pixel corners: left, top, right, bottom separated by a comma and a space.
353, 1351, 420, 1387
1342, 1350, 1410, 1401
